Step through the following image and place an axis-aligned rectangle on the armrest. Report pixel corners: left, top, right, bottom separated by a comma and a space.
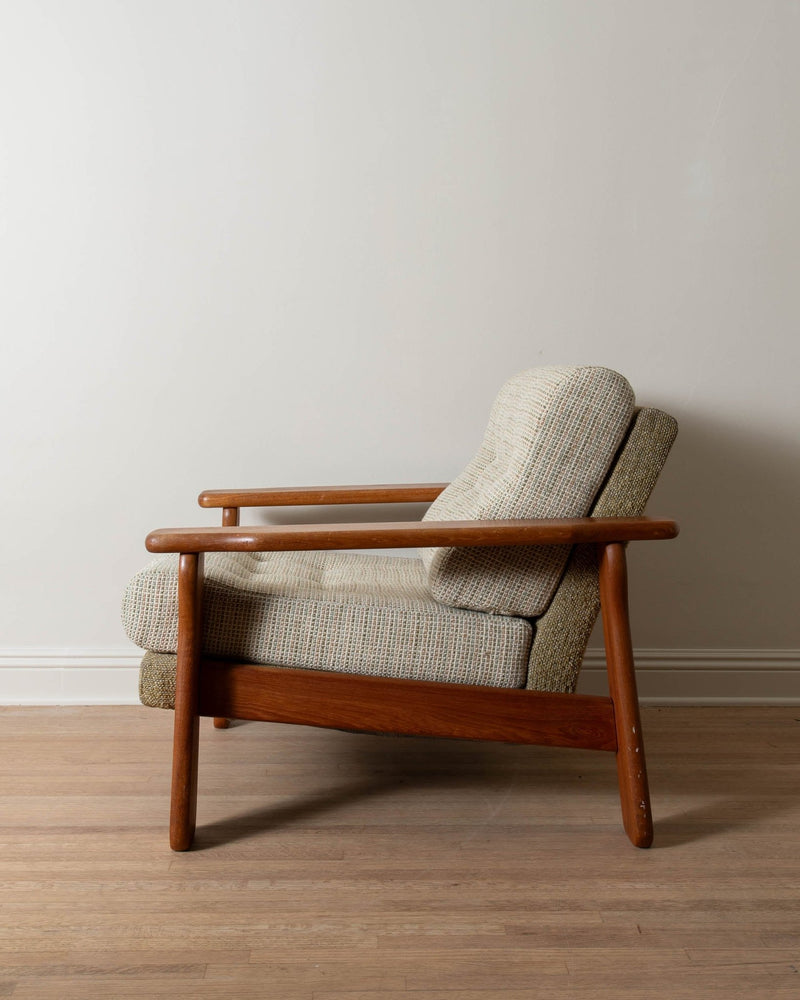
198, 483, 449, 508
146, 516, 679, 553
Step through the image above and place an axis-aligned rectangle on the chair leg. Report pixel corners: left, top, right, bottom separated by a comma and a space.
170, 553, 204, 851
599, 542, 653, 849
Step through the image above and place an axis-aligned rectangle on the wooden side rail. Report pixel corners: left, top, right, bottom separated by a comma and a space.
147, 516, 678, 554
198, 483, 449, 508
195, 661, 618, 752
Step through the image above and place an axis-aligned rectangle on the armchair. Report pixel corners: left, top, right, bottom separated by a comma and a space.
123, 367, 678, 851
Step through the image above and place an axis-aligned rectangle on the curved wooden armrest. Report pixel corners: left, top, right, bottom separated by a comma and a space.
146, 516, 678, 553
198, 483, 449, 508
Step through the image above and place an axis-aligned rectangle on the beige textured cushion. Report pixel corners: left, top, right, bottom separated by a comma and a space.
421, 367, 635, 617
526, 407, 678, 692
123, 550, 532, 691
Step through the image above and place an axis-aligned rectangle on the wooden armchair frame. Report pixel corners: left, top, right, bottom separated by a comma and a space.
145, 483, 678, 851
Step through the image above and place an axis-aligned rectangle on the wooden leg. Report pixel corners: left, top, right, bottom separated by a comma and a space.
170, 552, 204, 852
599, 542, 653, 849
213, 717, 231, 729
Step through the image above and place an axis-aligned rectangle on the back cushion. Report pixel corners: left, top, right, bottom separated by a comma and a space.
421, 366, 635, 616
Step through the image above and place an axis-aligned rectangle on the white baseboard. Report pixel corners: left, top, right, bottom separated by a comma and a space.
0, 647, 798, 706
0, 648, 142, 706
578, 648, 800, 704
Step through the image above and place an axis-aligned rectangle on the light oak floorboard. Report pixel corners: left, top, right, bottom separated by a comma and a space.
0, 705, 798, 998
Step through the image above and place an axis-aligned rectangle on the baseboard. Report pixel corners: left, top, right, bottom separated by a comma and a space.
0, 648, 141, 705
0, 647, 798, 706
578, 648, 800, 705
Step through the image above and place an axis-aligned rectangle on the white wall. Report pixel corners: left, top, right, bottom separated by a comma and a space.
1, 1, 798, 702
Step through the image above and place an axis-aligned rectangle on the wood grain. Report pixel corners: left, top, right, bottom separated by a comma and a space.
599, 542, 653, 848
146, 516, 679, 553
1, 705, 799, 999
198, 483, 449, 508
195, 660, 618, 751
169, 553, 203, 852
213, 508, 238, 729
220, 507, 239, 527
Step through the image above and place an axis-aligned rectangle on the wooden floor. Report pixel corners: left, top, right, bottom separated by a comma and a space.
0, 706, 798, 999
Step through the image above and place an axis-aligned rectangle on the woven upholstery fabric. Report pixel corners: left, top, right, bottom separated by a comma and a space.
123, 550, 532, 698
526, 407, 678, 692
139, 651, 179, 710
421, 367, 635, 617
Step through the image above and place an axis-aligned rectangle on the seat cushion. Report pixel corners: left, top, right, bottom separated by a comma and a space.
421, 366, 635, 617
122, 550, 532, 689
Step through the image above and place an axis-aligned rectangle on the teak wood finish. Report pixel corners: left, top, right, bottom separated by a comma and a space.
213, 507, 240, 730
146, 515, 677, 554
195, 662, 618, 752
170, 553, 204, 852
199, 482, 449, 508
149, 484, 678, 852
599, 542, 652, 848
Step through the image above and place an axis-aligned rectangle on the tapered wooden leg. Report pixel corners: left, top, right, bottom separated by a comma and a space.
599, 542, 653, 848
170, 552, 204, 851
213, 717, 230, 729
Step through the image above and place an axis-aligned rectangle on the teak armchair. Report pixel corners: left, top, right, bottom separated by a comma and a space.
123, 367, 678, 851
